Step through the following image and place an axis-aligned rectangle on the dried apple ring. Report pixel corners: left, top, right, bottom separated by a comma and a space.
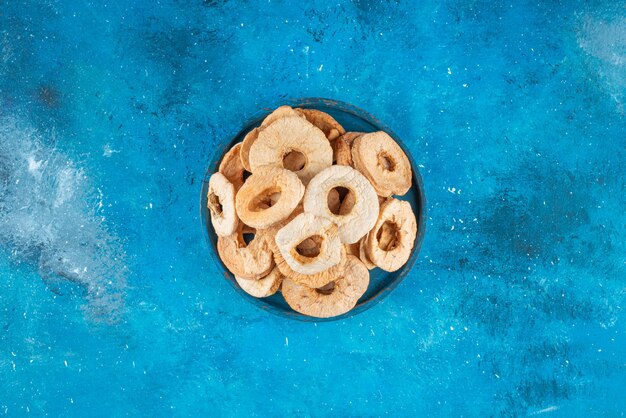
268, 210, 345, 289
235, 166, 304, 229
334, 132, 363, 166
281, 255, 369, 318
248, 116, 332, 184
295, 108, 345, 141
273, 241, 347, 289
217, 224, 274, 280
239, 106, 301, 171
235, 266, 283, 298
358, 234, 376, 270
303, 165, 379, 244
207, 172, 238, 237
366, 198, 417, 272
274, 212, 343, 276
351, 131, 412, 197
219, 142, 245, 190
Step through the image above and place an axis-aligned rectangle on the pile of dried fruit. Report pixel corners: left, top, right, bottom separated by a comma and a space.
207, 105, 418, 318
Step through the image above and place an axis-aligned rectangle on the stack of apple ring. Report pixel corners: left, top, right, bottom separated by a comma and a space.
207, 105, 418, 318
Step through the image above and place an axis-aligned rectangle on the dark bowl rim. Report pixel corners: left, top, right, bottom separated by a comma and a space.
200, 97, 427, 322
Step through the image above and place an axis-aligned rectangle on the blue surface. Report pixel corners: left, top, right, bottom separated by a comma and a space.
0, 1, 624, 416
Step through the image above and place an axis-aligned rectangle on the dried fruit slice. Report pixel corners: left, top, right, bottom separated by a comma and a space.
218, 142, 245, 190
207, 172, 238, 237
235, 266, 283, 298
249, 116, 332, 184
274, 212, 343, 275
217, 224, 274, 279
334, 132, 363, 166
303, 165, 379, 244
273, 242, 347, 289
239, 106, 301, 171
351, 131, 412, 196
281, 255, 369, 318
295, 108, 345, 141
358, 234, 376, 270
235, 166, 304, 229
366, 198, 417, 272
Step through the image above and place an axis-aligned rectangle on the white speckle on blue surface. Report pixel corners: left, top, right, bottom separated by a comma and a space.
0, 1, 624, 416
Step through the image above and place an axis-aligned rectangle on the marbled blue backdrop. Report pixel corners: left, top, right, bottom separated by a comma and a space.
0, 0, 624, 416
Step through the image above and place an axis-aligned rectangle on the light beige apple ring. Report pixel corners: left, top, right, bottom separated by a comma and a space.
235, 166, 304, 229
351, 131, 412, 197
217, 224, 274, 280
303, 165, 379, 244
207, 172, 238, 237
274, 212, 343, 276
248, 116, 333, 185
365, 198, 417, 272
239, 106, 300, 171
281, 255, 369, 318
235, 266, 283, 298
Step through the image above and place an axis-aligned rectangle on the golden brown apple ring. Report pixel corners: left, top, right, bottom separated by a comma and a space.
281, 255, 369, 318
351, 131, 412, 197
217, 224, 274, 279
365, 198, 417, 272
235, 266, 283, 298
235, 166, 304, 229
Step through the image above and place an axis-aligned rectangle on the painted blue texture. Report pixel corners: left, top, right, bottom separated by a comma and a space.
0, 0, 624, 416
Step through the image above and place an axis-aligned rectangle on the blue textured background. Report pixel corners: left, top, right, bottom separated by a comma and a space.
0, 1, 625, 416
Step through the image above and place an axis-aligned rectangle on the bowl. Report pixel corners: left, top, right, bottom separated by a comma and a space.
200, 98, 426, 321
